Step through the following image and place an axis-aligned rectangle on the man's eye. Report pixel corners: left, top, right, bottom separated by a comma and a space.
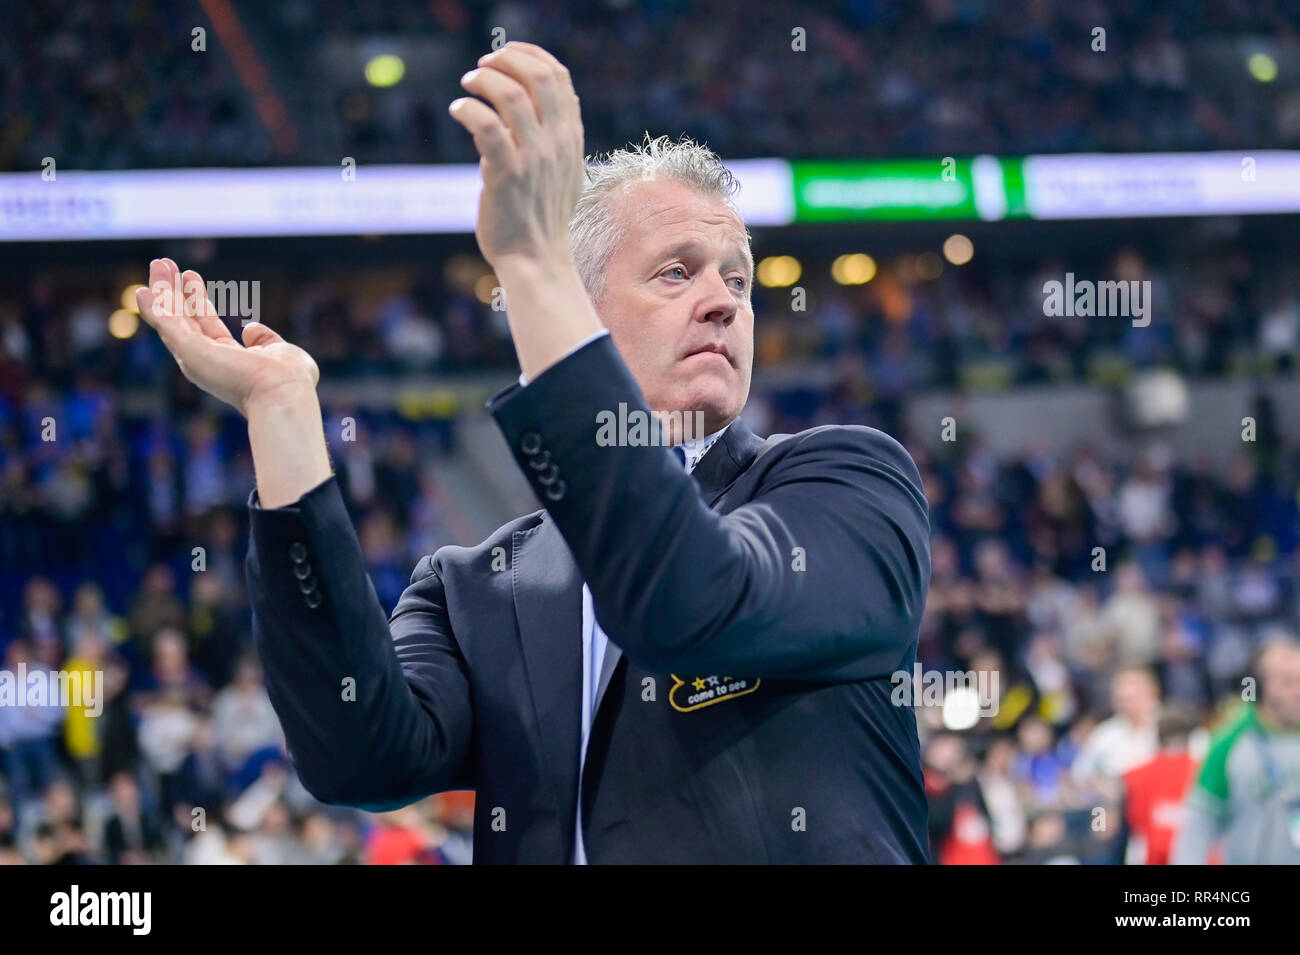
663, 266, 686, 279
729, 277, 747, 291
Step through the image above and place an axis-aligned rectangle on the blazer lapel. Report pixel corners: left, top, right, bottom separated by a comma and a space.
594, 628, 622, 712
512, 518, 583, 852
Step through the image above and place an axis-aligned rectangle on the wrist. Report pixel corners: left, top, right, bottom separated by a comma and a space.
488, 245, 604, 383
491, 246, 580, 285
246, 393, 333, 509
245, 382, 321, 421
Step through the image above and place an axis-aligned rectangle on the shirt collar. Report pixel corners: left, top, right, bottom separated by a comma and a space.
678, 421, 732, 474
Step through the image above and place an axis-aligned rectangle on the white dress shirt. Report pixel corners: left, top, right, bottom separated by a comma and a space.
514, 335, 729, 863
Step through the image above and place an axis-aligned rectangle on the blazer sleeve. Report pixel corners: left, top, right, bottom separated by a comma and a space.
245, 474, 473, 809
487, 334, 931, 682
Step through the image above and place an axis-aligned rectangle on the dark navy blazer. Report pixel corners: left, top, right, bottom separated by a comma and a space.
245, 334, 933, 863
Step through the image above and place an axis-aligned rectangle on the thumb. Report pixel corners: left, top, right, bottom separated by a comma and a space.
241, 321, 284, 347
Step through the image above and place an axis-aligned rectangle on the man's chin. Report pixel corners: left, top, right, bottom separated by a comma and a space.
677, 389, 744, 437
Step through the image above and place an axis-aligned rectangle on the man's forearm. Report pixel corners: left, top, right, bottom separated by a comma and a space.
247, 388, 333, 508
494, 249, 605, 382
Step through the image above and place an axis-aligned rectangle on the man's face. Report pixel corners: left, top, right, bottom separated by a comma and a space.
1262, 647, 1300, 728
594, 179, 754, 440
1112, 671, 1158, 721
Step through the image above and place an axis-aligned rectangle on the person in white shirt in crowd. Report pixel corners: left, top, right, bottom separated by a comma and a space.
211, 656, 284, 784
1071, 665, 1162, 803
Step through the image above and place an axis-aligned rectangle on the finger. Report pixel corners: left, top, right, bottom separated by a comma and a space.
181, 269, 237, 344
135, 286, 167, 339
483, 41, 566, 76
138, 265, 187, 346
486, 43, 583, 153
460, 66, 542, 147
476, 44, 567, 128
136, 282, 200, 372
241, 321, 284, 347
146, 258, 175, 318
448, 97, 518, 170
147, 258, 199, 336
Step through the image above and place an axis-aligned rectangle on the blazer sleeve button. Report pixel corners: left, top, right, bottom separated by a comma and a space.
304, 590, 323, 609
520, 432, 543, 455
293, 562, 313, 580
290, 541, 308, 563
298, 575, 319, 595
544, 479, 566, 502
537, 463, 561, 486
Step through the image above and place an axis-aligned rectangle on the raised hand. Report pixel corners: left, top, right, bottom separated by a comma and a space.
448, 41, 586, 270
446, 42, 603, 381
136, 258, 319, 419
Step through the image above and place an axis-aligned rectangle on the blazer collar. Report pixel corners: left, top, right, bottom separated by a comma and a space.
691, 415, 769, 506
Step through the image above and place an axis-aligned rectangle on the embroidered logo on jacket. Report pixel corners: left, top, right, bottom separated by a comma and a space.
669, 674, 761, 712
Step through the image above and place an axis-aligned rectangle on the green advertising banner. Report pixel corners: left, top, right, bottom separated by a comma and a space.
792, 157, 1028, 222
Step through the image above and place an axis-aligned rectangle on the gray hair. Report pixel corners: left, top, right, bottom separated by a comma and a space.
569, 133, 748, 304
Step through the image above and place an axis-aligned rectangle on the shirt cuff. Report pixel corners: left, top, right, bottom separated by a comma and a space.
518, 328, 610, 387
247, 474, 337, 512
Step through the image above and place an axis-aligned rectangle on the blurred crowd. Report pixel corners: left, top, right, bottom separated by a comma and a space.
0, 407, 470, 864
5, 239, 1300, 401
909, 424, 1300, 864
6, 0, 1300, 173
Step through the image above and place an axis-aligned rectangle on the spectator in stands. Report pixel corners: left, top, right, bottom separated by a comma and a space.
925, 732, 1000, 865
103, 771, 165, 864
128, 565, 187, 662
136, 686, 199, 820
1095, 563, 1163, 668
977, 735, 1027, 858
211, 656, 283, 789
1121, 706, 1199, 865
0, 640, 66, 815
1172, 635, 1300, 864
1071, 666, 1162, 804
1012, 715, 1073, 811
363, 805, 444, 866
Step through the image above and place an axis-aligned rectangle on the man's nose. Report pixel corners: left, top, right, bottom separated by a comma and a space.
693, 270, 738, 325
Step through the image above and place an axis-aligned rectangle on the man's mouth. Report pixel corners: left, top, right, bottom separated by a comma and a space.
685, 343, 733, 365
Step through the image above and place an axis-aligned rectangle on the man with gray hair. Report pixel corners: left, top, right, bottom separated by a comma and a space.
135, 42, 931, 863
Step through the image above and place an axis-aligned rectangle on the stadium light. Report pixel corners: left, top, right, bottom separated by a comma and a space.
108, 309, 139, 339
943, 234, 974, 265
831, 253, 877, 284
365, 54, 406, 88
121, 284, 145, 312
757, 255, 801, 287
941, 686, 982, 731
1248, 52, 1278, 83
